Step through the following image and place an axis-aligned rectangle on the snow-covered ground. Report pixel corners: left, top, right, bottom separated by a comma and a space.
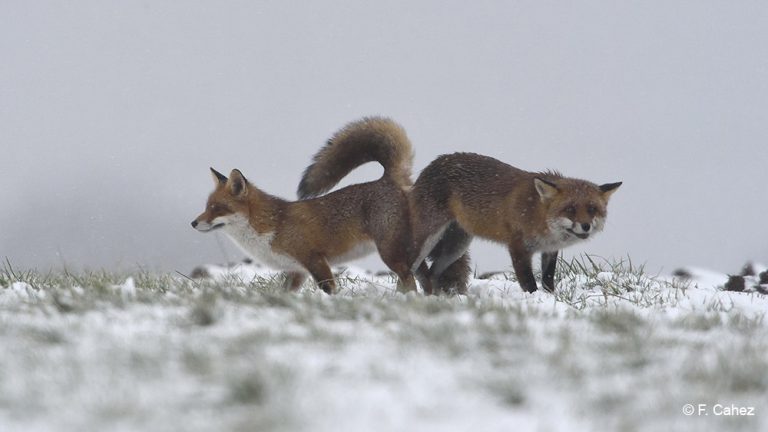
1, 260, 766, 432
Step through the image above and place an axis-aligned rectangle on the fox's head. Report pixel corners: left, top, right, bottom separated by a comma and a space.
191, 168, 250, 233
534, 177, 621, 241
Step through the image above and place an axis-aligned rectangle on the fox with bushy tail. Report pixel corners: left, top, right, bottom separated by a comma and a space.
298, 117, 470, 295
297, 117, 413, 199
192, 117, 427, 294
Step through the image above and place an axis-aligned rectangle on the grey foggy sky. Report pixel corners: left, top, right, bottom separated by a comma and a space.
2, 1, 767, 275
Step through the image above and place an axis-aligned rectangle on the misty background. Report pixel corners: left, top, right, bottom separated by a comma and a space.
2, 1, 766, 276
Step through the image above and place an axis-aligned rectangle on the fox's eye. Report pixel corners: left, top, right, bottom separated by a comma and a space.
587, 205, 597, 215
564, 205, 576, 216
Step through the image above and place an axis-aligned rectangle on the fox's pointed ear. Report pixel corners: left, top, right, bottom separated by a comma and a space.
210, 167, 228, 185
599, 182, 622, 199
534, 178, 559, 201
227, 169, 248, 197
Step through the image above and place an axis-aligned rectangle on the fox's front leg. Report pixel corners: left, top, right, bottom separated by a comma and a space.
508, 244, 538, 293
541, 251, 559, 292
282, 272, 307, 291
302, 256, 337, 294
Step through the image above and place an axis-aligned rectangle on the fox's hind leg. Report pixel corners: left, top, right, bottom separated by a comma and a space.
396, 261, 432, 294
409, 207, 453, 274
413, 261, 433, 294
410, 222, 450, 273
428, 223, 472, 279
395, 272, 417, 293
378, 238, 421, 293
434, 252, 472, 295
427, 222, 473, 294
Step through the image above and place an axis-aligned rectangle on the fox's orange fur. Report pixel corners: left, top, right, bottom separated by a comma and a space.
409, 152, 621, 293
192, 117, 426, 294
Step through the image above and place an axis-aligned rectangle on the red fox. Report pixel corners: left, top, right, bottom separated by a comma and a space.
409, 152, 621, 293
192, 117, 425, 294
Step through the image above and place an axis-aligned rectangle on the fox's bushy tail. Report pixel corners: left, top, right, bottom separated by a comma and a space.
297, 117, 414, 199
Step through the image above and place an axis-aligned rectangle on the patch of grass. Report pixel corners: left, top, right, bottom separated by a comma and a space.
1, 261, 766, 432
17, 325, 68, 345
189, 302, 217, 327
682, 339, 768, 393
484, 375, 527, 406
553, 255, 689, 309
229, 373, 268, 405
674, 312, 724, 331
592, 307, 647, 334
181, 347, 214, 376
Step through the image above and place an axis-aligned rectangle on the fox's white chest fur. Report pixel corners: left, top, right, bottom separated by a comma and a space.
220, 214, 305, 272
218, 213, 377, 272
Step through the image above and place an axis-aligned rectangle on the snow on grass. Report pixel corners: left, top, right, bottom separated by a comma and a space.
0, 258, 766, 432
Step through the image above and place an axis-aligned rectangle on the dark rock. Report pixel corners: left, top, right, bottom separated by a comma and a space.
189, 266, 211, 279
759, 270, 768, 285
723, 275, 745, 292
672, 269, 692, 279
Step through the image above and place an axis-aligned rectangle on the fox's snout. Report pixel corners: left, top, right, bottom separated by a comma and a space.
191, 217, 214, 232
191, 218, 208, 232
567, 221, 594, 239
550, 215, 604, 242
191, 214, 226, 233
